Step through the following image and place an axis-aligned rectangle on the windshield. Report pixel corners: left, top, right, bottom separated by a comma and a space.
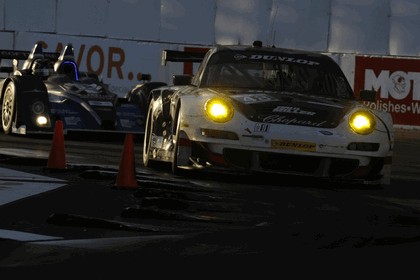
200, 51, 354, 99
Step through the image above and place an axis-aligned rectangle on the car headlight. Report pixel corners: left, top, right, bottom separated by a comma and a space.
36, 115, 48, 126
204, 97, 234, 123
349, 110, 376, 135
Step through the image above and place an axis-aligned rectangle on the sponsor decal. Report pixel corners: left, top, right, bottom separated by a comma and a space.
318, 143, 344, 149
354, 56, 420, 126
232, 93, 278, 104
88, 101, 113, 107
249, 54, 320, 66
234, 54, 247, 60
273, 106, 316, 116
261, 115, 326, 127
271, 139, 316, 152
64, 116, 81, 126
232, 53, 320, 66
65, 83, 103, 94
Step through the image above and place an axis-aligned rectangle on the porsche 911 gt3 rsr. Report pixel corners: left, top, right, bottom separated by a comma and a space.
0, 42, 146, 135
142, 41, 394, 186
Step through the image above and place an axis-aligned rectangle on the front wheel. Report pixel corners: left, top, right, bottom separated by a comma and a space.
142, 99, 164, 169
171, 106, 181, 175
143, 99, 155, 167
2, 82, 16, 134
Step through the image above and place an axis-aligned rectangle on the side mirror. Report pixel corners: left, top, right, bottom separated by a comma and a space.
359, 89, 376, 102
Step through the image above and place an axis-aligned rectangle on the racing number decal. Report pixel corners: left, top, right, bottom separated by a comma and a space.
271, 139, 316, 152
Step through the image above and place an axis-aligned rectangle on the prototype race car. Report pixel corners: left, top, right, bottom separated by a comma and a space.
141, 41, 394, 186
125, 81, 167, 117
0, 42, 146, 135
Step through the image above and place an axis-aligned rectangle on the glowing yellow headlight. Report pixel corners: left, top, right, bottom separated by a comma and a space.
349, 110, 376, 135
204, 97, 234, 123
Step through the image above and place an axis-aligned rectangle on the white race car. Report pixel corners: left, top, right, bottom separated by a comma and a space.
142, 41, 394, 186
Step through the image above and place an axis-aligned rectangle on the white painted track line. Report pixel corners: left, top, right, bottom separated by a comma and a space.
0, 167, 67, 206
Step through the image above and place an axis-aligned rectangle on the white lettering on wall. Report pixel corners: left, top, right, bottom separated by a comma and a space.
365, 69, 420, 101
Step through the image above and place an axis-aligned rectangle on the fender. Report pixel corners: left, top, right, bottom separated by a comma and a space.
3, 75, 53, 132
161, 89, 175, 121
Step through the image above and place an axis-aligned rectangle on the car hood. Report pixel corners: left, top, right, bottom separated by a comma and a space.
219, 89, 356, 129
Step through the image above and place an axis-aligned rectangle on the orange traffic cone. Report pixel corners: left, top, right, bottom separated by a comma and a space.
47, 120, 67, 170
115, 133, 138, 189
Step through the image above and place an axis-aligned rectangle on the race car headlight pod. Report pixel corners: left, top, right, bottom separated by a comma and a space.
31, 101, 49, 126
349, 110, 376, 135
36, 115, 48, 126
204, 97, 234, 123
32, 101, 45, 114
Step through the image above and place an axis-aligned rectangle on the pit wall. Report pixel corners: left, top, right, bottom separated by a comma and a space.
1, 0, 419, 127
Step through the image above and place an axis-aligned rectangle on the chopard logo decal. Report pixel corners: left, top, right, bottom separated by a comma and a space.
261, 115, 326, 127
273, 106, 316, 116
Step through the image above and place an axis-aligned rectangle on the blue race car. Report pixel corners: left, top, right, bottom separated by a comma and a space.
0, 42, 147, 135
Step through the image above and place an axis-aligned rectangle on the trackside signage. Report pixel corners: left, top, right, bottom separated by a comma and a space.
354, 56, 420, 126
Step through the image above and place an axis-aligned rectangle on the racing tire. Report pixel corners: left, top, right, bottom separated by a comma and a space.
171, 105, 182, 175
2, 82, 16, 134
143, 99, 164, 169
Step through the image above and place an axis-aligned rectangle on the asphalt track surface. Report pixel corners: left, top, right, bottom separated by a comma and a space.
0, 129, 420, 276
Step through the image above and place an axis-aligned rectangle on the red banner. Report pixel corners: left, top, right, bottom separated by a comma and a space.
183, 47, 210, 75
354, 56, 420, 126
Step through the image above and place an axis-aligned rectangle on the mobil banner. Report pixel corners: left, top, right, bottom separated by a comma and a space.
354, 55, 420, 126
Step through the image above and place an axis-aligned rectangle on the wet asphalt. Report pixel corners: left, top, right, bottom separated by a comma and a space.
0, 128, 419, 276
